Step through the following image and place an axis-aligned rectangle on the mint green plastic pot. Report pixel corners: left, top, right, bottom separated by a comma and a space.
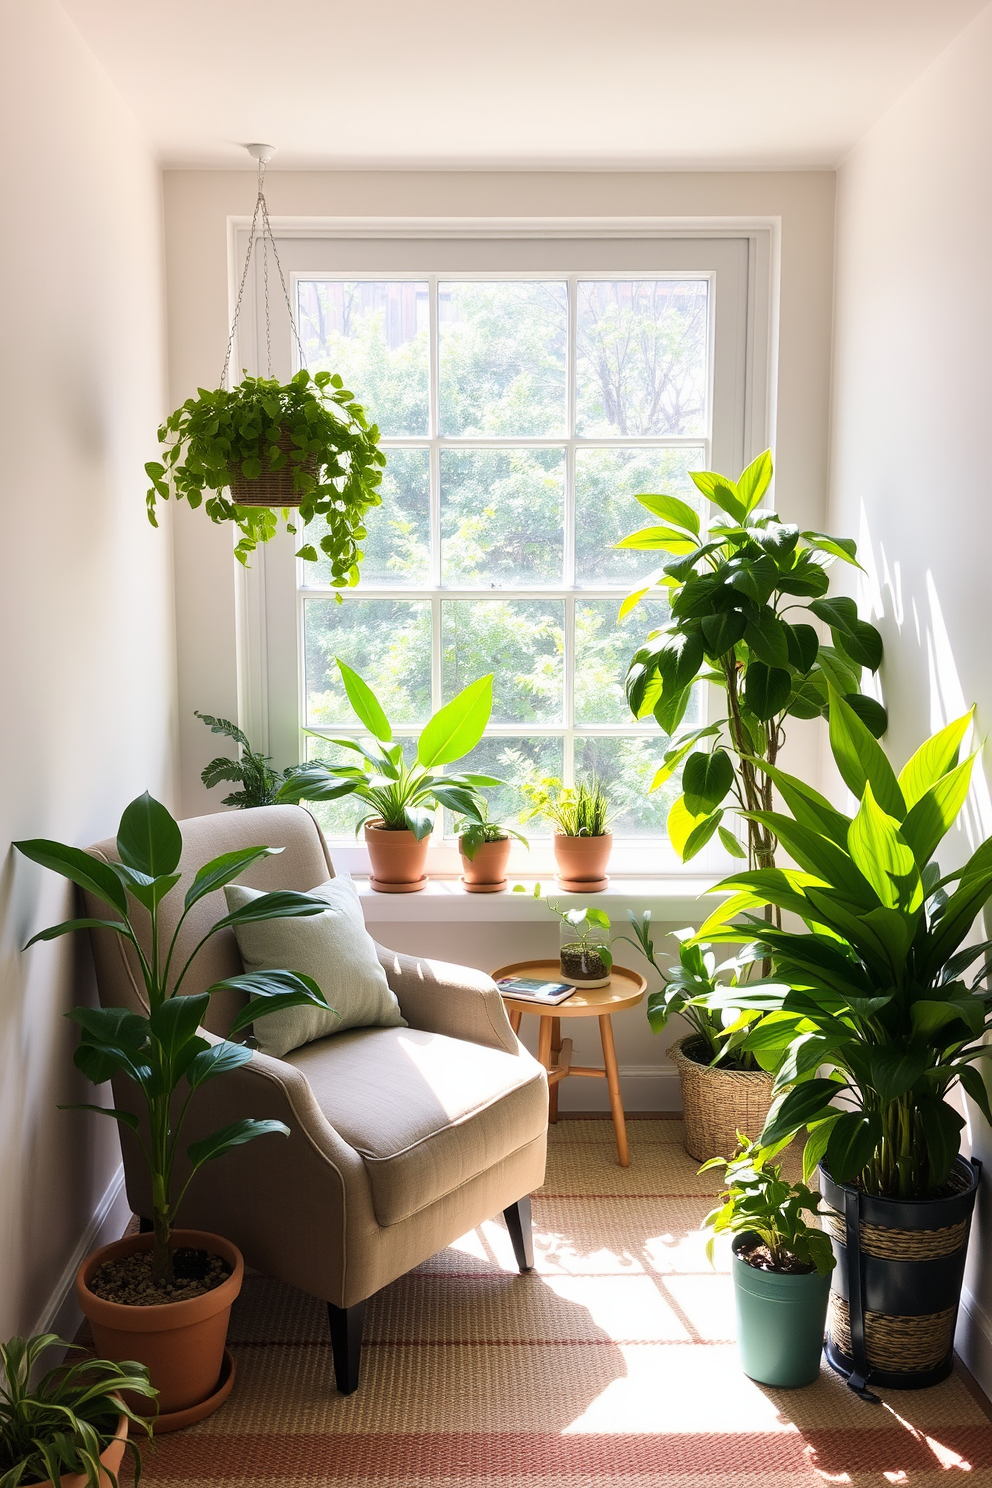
732, 1234, 830, 1387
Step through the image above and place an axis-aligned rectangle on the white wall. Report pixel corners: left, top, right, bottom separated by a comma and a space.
830, 0, 992, 1395
0, 1, 175, 1338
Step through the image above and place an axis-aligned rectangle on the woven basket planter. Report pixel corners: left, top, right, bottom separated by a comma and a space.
820, 1156, 980, 1390
668, 1035, 775, 1163
228, 428, 319, 507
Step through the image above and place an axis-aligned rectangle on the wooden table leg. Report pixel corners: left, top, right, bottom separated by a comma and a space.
598, 1013, 629, 1167
549, 1016, 562, 1123
508, 1008, 522, 1035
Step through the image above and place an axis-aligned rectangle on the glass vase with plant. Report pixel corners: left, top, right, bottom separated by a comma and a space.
0, 1333, 157, 1488
548, 903, 613, 988
616, 450, 885, 876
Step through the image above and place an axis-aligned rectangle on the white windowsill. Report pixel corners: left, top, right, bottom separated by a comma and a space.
356, 875, 728, 923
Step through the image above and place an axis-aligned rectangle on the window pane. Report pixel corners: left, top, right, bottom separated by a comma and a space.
438, 281, 567, 436
301, 447, 430, 589
575, 599, 672, 726
576, 280, 709, 437
442, 600, 564, 724
574, 734, 689, 837
451, 735, 564, 839
297, 280, 429, 437
304, 599, 431, 726
575, 447, 705, 587
441, 448, 565, 587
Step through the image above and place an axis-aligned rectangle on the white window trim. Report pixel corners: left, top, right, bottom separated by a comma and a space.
230, 216, 778, 882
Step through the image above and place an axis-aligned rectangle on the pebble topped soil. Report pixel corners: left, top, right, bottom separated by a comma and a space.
88, 1247, 231, 1306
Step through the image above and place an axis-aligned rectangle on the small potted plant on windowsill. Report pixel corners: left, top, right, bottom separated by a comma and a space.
277, 660, 498, 892
619, 917, 775, 1163
14, 794, 333, 1430
701, 1137, 834, 1388
456, 804, 528, 893
520, 778, 614, 891
0, 1333, 157, 1488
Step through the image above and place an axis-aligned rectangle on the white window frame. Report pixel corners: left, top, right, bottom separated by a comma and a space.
232, 219, 776, 880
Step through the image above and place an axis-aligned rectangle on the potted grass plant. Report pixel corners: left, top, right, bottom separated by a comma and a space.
520, 778, 614, 890
145, 370, 384, 575
694, 696, 992, 1391
620, 916, 775, 1161
0, 1333, 157, 1488
701, 1138, 835, 1388
277, 660, 497, 891
14, 794, 332, 1428
456, 804, 528, 893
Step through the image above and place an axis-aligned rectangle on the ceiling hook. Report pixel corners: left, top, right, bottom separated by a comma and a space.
246, 143, 276, 164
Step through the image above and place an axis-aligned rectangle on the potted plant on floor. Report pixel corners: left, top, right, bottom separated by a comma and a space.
616, 449, 885, 871
701, 1138, 835, 1388
520, 778, 614, 890
620, 916, 775, 1161
14, 794, 333, 1429
456, 804, 528, 893
145, 370, 385, 575
697, 697, 992, 1392
277, 660, 497, 891
0, 1333, 157, 1487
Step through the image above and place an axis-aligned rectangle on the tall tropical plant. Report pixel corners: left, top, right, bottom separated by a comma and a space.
691, 697, 992, 1199
15, 794, 333, 1283
617, 450, 885, 869
276, 662, 497, 837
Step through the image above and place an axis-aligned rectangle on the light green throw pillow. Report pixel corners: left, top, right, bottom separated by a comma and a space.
224, 876, 406, 1058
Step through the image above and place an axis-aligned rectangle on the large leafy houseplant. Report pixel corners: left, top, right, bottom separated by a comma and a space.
145, 370, 384, 574
694, 696, 992, 1199
700, 1138, 835, 1276
617, 450, 885, 869
277, 661, 498, 838
14, 794, 333, 1282
0, 1335, 156, 1488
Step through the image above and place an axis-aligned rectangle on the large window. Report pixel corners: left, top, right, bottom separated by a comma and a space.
242, 233, 760, 875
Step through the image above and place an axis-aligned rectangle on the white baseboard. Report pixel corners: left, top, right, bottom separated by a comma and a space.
957, 1284, 992, 1403
557, 1065, 682, 1112
32, 1165, 130, 1344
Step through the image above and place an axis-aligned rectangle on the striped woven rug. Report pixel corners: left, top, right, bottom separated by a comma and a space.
131, 1118, 992, 1486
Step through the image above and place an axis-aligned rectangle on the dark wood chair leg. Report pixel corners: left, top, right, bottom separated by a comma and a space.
327, 1299, 366, 1395
503, 1195, 534, 1273
138, 1216, 153, 1233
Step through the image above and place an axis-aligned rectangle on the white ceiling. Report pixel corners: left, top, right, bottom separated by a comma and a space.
60, 0, 988, 171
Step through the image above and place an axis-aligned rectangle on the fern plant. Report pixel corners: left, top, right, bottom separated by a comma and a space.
196, 712, 301, 808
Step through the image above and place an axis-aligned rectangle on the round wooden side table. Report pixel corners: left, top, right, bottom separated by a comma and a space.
492, 960, 647, 1167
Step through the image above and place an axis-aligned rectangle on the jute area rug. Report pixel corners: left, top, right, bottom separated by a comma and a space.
130, 1119, 992, 1486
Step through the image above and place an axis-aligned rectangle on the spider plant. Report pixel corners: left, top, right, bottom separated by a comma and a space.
519, 778, 613, 837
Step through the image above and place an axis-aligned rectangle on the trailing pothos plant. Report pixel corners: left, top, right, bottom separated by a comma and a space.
14, 794, 333, 1284
145, 370, 385, 574
691, 697, 992, 1200
701, 1137, 835, 1276
617, 450, 885, 870
276, 661, 498, 838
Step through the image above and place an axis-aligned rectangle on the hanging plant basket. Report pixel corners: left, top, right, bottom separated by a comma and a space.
144, 148, 385, 577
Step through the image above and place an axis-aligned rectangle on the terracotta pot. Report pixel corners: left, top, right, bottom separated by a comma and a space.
29, 1414, 127, 1488
76, 1229, 243, 1422
365, 821, 431, 892
459, 834, 511, 892
553, 832, 612, 891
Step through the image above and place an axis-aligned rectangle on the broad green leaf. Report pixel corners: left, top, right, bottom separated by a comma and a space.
13, 840, 128, 915
920, 866, 992, 983
618, 584, 652, 621
744, 663, 791, 721
649, 724, 723, 790
718, 825, 747, 859
60, 1102, 139, 1132
760, 1078, 842, 1146
746, 809, 875, 906
614, 525, 697, 553
844, 693, 888, 739
150, 993, 210, 1058
958, 1063, 992, 1128
847, 785, 922, 911
116, 792, 182, 877
809, 596, 882, 671
916, 1096, 965, 1188
802, 1114, 840, 1182
403, 805, 434, 840
115, 867, 181, 911
700, 609, 747, 657
69, 1005, 148, 1048
213, 890, 330, 934
276, 769, 358, 805
745, 758, 851, 848
802, 886, 894, 972
911, 1000, 973, 1040
828, 688, 906, 820
900, 753, 976, 869
691, 469, 747, 522
865, 1047, 929, 1106
184, 845, 282, 909
634, 492, 701, 534
682, 809, 724, 861
23, 916, 129, 951
667, 796, 721, 861
187, 1117, 290, 1170
898, 710, 974, 809
744, 609, 790, 667
784, 621, 819, 673
826, 1111, 881, 1182
186, 1040, 255, 1089
336, 658, 392, 741
711, 868, 829, 925
801, 532, 861, 567
816, 645, 861, 697
682, 750, 734, 814
736, 450, 773, 514
417, 675, 493, 767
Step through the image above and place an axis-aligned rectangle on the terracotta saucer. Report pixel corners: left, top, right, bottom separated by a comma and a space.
135, 1348, 236, 1435
556, 875, 610, 892
369, 874, 429, 893
460, 876, 508, 893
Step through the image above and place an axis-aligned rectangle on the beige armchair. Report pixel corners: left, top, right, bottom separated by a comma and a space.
82, 805, 548, 1393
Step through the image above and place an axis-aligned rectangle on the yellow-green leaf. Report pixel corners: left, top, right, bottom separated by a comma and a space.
847, 785, 922, 912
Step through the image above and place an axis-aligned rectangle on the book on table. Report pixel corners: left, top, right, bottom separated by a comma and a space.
495, 976, 576, 1006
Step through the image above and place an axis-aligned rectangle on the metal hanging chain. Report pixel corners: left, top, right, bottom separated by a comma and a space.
220, 157, 306, 388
